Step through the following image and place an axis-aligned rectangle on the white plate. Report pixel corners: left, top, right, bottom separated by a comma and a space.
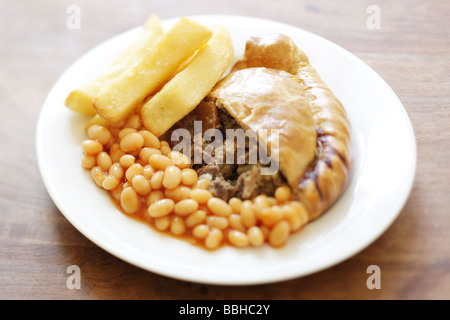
36, 15, 416, 285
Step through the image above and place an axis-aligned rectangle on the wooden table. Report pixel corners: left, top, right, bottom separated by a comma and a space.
1, 0, 448, 300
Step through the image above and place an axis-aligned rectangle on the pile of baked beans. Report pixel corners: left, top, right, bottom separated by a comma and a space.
81, 114, 309, 249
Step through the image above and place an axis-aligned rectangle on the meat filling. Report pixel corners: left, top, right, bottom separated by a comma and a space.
166, 100, 287, 201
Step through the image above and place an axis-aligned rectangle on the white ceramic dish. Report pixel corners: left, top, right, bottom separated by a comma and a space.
36, 15, 416, 285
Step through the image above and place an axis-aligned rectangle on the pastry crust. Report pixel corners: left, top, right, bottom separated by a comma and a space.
221, 34, 352, 221
208, 67, 317, 184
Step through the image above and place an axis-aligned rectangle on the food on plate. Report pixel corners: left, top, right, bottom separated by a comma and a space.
198, 67, 317, 202
65, 15, 163, 115
93, 17, 213, 123
210, 33, 352, 221
141, 25, 233, 137
167, 33, 351, 223
81, 118, 309, 249
68, 15, 351, 249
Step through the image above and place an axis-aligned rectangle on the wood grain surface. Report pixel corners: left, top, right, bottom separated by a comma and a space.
1, 0, 449, 300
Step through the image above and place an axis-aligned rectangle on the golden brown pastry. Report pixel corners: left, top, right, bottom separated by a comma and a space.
209, 67, 317, 187
213, 33, 352, 221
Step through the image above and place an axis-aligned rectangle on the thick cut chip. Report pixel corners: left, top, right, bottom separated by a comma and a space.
93, 17, 213, 123
141, 25, 234, 137
65, 15, 163, 115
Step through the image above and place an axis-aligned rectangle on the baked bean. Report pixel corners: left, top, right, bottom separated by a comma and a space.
150, 170, 164, 190
164, 185, 191, 202
138, 130, 160, 149
139, 147, 162, 163
154, 217, 170, 231
275, 185, 291, 203
229, 214, 246, 232
260, 206, 283, 227
102, 175, 120, 190
280, 205, 296, 231
207, 197, 232, 217
174, 199, 199, 216
149, 154, 174, 170
285, 201, 309, 231
87, 125, 112, 145
142, 164, 155, 180
146, 190, 164, 206
81, 154, 96, 169
119, 154, 135, 168
240, 200, 256, 228
180, 168, 198, 186
84, 121, 98, 132
162, 166, 182, 190
160, 145, 172, 156
170, 217, 186, 235
228, 197, 242, 213
120, 187, 139, 214
97, 152, 112, 171
269, 220, 290, 247
195, 178, 210, 190
120, 132, 144, 153
82, 139, 103, 155
205, 228, 223, 249
169, 151, 191, 169
228, 230, 249, 247
192, 224, 209, 239
206, 216, 229, 229
110, 185, 123, 201
109, 143, 125, 163
267, 197, 277, 206
125, 163, 143, 182
185, 210, 207, 228
160, 141, 170, 148
252, 195, 269, 220
109, 163, 124, 179
91, 166, 106, 187
148, 199, 174, 218
189, 188, 212, 204
124, 114, 142, 130
253, 194, 269, 207
118, 128, 137, 140
247, 226, 264, 247
108, 125, 121, 138
131, 174, 151, 195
